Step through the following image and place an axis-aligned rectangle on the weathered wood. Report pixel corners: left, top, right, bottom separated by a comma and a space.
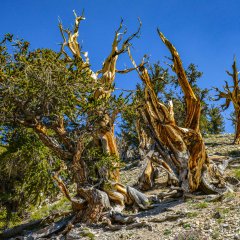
235, 110, 240, 144
127, 186, 150, 209
131, 30, 228, 194
92, 20, 142, 182
158, 29, 201, 132
138, 157, 155, 190
0, 219, 43, 239
0, 212, 72, 239
72, 187, 111, 223
55, 13, 150, 223
30, 214, 75, 239
138, 150, 179, 190
139, 65, 207, 192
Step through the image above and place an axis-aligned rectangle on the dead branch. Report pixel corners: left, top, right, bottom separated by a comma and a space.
0, 212, 73, 239
125, 221, 149, 230
157, 29, 201, 132
158, 190, 183, 200
30, 214, 75, 239
100, 18, 142, 87
0, 220, 44, 239
103, 218, 149, 231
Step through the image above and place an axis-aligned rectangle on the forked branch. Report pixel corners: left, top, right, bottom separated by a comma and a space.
100, 18, 142, 86
59, 10, 85, 58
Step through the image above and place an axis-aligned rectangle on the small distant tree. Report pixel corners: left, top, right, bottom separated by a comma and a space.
207, 106, 225, 134
229, 111, 237, 130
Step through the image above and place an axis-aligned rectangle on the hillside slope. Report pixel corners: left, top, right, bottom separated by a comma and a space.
2, 134, 240, 240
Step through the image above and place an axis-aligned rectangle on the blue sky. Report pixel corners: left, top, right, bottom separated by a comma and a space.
1, 0, 240, 133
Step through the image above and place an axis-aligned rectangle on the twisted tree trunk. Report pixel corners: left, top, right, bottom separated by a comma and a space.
136, 30, 227, 194
54, 13, 149, 223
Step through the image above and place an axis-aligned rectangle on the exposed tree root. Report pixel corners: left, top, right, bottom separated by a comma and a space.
0, 212, 73, 239
200, 166, 229, 194
149, 212, 185, 223
138, 150, 179, 191
102, 210, 186, 231
0, 219, 44, 239
30, 214, 75, 239
103, 214, 150, 231
110, 211, 135, 224
126, 221, 149, 230
158, 189, 183, 200
183, 193, 224, 202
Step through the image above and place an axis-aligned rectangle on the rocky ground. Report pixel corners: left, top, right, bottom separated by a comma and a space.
4, 134, 240, 240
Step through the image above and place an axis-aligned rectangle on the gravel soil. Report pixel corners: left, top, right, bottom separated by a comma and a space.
66, 134, 240, 240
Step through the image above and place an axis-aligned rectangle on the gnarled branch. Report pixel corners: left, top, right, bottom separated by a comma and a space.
157, 29, 201, 132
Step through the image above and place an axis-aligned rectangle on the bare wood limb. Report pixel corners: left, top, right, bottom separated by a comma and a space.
115, 62, 147, 74
50, 117, 75, 153
30, 214, 75, 239
52, 169, 72, 201
100, 19, 142, 87
157, 29, 201, 132
125, 221, 149, 230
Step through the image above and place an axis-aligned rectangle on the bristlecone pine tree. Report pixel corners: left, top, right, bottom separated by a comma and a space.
215, 58, 240, 144
130, 30, 229, 194
0, 13, 149, 224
